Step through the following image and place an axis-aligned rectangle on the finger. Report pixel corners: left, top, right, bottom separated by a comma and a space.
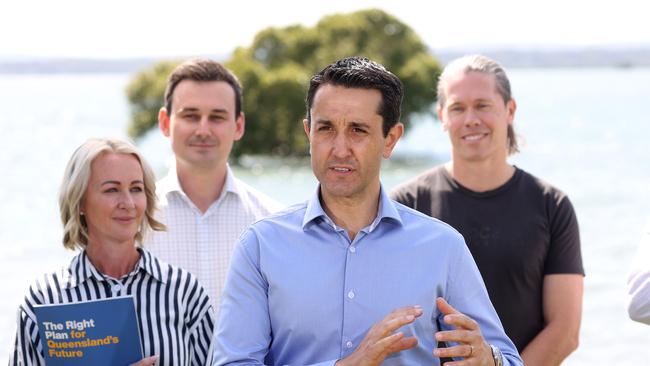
436, 298, 478, 331
384, 305, 424, 323
436, 297, 459, 316
362, 305, 423, 348
386, 336, 419, 354
129, 356, 158, 366
435, 361, 470, 366
370, 307, 423, 339
433, 344, 473, 359
435, 329, 474, 345
442, 313, 479, 331
367, 332, 406, 361
377, 313, 419, 337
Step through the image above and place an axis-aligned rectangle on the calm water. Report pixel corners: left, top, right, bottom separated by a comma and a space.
1, 68, 649, 363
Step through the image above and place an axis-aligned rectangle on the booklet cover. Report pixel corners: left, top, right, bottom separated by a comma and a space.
33, 296, 143, 366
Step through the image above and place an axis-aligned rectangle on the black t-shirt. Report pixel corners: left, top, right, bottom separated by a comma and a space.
391, 165, 584, 351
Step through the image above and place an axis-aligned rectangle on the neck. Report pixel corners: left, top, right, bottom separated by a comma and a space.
320, 182, 381, 241
85, 239, 140, 279
176, 160, 228, 213
446, 157, 515, 192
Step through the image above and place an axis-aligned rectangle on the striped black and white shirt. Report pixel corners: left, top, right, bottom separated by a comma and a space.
10, 248, 215, 366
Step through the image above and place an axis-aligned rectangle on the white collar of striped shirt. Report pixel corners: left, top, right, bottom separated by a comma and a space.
62, 248, 168, 289
156, 160, 241, 201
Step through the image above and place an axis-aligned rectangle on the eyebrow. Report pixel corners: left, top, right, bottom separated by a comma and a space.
314, 119, 370, 128
176, 107, 228, 114
100, 180, 144, 186
349, 121, 371, 129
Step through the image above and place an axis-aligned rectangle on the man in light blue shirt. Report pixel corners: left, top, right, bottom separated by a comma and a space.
214, 57, 522, 366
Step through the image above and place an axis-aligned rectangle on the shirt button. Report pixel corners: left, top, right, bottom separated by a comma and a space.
346, 341, 354, 349
347, 290, 355, 299
349, 246, 356, 253
112, 284, 122, 293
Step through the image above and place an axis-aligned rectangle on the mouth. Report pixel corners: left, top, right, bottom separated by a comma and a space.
189, 143, 216, 148
462, 132, 488, 141
329, 166, 354, 174
114, 217, 136, 223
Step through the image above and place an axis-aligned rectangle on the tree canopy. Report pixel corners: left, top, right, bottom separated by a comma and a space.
126, 8, 441, 157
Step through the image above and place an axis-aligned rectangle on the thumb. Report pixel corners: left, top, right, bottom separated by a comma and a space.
436, 297, 459, 316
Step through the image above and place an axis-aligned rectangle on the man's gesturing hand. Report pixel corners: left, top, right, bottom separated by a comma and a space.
335, 305, 423, 366
433, 297, 494, 365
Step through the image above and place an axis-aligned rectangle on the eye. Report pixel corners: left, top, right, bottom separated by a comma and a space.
182, 113, 200, 121
130, 186, 144, 193
103, 187, 118, 193
209, 115, 226, 122
317, 125, 332, 132
352, 127, 368, 134
449, 105, 464, 113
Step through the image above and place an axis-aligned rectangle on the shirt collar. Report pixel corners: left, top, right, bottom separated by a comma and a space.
158, 160, 240, 199
302, 184, 402, 231
65, 248, 168, 289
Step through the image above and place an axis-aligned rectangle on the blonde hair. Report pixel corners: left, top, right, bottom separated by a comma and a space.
59, 138, 165, 250
437, 54, 519, 155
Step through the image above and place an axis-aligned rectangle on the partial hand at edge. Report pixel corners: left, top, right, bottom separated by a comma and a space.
129, 355, 159, 366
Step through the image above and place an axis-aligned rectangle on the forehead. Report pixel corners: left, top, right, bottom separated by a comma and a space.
172, 80, 236, 112
444, 70, 501, 102
311, 84, 382, 122
90, 153, 143, 180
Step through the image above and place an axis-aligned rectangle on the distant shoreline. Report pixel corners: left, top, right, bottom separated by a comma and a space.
2, 47, 650, 74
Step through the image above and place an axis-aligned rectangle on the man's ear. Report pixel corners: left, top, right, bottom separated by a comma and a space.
437, 106, 449, 132
382, 122, 404, 159
303, 119, 311, 140
303, 119, 313, 155
233, 112, 246, 141
158, 107, 171, 137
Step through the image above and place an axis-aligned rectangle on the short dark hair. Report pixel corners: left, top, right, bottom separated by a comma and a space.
164, 59, 243, 117
305, 56, 403, 136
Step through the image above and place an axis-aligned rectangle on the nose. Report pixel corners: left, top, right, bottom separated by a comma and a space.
463, 108, 481, 127
118, 191, 136, 210
331, 132, 352, 158
195, 116, 211, 137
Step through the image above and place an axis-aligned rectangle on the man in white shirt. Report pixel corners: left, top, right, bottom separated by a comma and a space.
146, 59, 280, 309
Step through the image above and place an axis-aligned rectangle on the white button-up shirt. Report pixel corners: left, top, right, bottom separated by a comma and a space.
146, 164, 281, 310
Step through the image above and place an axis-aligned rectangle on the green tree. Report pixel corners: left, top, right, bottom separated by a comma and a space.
125, 60, 180, 139
126, 8, 441, 157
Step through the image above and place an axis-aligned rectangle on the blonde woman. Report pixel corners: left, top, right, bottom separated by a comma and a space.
10, 138, 214, 366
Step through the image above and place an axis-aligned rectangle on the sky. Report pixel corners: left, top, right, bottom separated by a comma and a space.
1, 0, 648, 59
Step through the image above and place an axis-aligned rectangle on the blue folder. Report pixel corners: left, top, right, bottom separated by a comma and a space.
33, 296, 143, 366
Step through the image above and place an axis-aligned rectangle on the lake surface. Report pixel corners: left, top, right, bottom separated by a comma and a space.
1, 68, 649, 363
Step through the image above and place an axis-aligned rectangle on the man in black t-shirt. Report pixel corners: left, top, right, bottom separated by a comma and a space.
391, 55, 584, 365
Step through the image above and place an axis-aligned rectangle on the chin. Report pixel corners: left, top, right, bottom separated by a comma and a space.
457, 149, 491, 162
322, 184, 361, 199
112, 230, 139, 243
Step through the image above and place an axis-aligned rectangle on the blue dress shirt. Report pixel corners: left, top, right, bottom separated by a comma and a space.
214, 186, 522, 366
